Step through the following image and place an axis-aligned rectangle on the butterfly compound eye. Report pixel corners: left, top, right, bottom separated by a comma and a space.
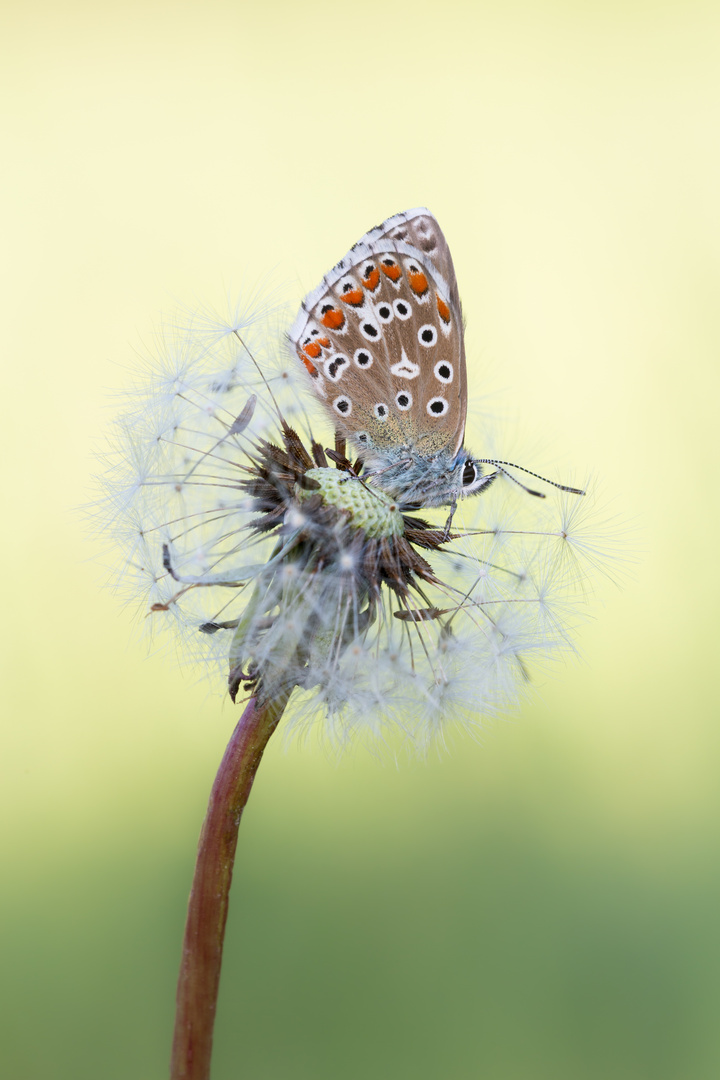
462, 462, 477, 487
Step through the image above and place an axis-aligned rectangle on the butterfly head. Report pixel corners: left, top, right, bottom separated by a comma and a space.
420, 448, 498, 509
457, 452, 496, 499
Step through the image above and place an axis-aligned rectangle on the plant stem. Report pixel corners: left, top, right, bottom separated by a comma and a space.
170, 691, 290, 1080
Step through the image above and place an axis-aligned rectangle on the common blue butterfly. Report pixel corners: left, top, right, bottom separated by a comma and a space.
290, 208, 582, 514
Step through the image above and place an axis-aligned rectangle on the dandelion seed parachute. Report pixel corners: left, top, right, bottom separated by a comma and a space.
97, 300, 601, 752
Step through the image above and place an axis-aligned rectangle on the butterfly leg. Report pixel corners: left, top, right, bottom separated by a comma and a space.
442, 501, 457, 542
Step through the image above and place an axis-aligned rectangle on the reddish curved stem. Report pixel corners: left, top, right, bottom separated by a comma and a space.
170, 692, 289, 1080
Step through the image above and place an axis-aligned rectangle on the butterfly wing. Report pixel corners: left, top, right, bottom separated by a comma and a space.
378, 207, 462, 315
290, 208, 468, 460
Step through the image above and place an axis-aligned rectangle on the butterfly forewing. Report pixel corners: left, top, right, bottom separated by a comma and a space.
291, 209, 467, 460
380, 208, 462, 314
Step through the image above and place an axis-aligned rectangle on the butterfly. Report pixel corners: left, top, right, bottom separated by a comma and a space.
289, 208, 581, 516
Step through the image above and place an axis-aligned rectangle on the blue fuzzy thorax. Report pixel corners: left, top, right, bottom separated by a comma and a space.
363, 445, 493, 509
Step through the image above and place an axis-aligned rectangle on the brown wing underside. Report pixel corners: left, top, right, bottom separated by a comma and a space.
292, 210, 468, 458
381, 210, 463, 315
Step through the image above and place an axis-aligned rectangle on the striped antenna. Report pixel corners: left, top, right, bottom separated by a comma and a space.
476, 460, 586, 499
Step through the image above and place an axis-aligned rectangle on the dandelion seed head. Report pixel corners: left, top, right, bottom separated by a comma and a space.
93, 295, 621, 753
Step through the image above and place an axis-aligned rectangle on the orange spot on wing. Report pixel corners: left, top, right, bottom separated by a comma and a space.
321, 308, 345, 330
408, 271, 429, 295
304, 341, 322, 359
317, 336, 330, 348
362, 268, 380, 291
340, 288, 364, 306
381, 262, 402, 282
436, 295, 451, 323
301, 355, 318, 377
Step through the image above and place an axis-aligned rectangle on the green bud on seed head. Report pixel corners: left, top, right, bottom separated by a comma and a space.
297, 468, 404, 539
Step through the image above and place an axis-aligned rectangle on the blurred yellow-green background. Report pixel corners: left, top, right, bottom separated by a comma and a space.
3, 1, 719, 1077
